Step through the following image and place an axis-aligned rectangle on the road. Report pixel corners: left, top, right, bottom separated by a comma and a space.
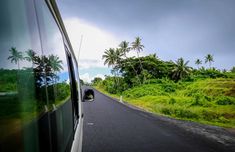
82, 87, 234, 152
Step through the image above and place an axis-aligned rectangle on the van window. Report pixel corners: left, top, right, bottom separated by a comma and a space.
0, 0, 75, 151
0, 0, 44, 151
35, 0, 74, 151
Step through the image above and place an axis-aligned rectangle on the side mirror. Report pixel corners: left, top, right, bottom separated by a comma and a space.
83, 89, 94, 102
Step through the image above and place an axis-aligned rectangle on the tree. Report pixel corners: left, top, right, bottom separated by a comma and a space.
195, 59, 202, 69
48, 55, 63, 73
119, 41, 130, 57
48, 55, 63, 86
131, 37, 144, 58
205, 54, 214, 69
119, 41, 141, 84
91, 77, 103, 86
102, 48, 117, 68
172, 58, 191, 81
24, 49, 36, 62
231, 66, 235, 73
102, 48, 122, 87
131, 37, 145, 83
24, 49, 37, 68
8, 47, 23, 69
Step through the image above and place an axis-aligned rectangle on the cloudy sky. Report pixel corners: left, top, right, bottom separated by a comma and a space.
57, 0, 235, 82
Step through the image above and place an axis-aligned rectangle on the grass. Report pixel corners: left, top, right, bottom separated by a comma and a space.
95, 78, 235, 128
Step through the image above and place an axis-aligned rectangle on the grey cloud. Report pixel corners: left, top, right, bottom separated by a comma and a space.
57, 0, 235, 69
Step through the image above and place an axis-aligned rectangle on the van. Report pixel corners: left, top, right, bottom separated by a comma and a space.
0, 0, 93, 151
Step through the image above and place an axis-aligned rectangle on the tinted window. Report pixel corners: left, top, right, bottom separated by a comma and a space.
0, 0, 74, 151
0, 0, 43, 151
35, 1, 74, 151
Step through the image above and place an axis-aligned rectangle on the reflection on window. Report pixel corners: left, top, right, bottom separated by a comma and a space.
0, 0, 72, 151
35, 0, 71, 108
0, 0, 42, 151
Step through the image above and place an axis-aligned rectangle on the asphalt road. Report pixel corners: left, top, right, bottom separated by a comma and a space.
82, 87, 234, 152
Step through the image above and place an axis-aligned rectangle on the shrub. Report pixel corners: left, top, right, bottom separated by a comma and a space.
174, 109, 199, 119
161, 107, 198, 119
164, 86, 175, 92
161, 107, 173, 115
195, 69, 226, 79
216, 96, 233, 105
202, 110, 220, 120
168, 98, 176, 104
190, 93, 204, 106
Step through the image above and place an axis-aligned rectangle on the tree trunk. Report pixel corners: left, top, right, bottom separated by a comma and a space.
124, 54, 141, 85
137, 51, 145, 84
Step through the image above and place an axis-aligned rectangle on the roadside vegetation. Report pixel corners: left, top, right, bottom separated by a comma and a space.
0, 48, 71, 121
91, 37, 235, 128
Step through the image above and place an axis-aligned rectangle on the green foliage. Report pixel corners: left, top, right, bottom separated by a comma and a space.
56, 82, 70, 101
118, 55, 175, 86
161, 107, 199, 119
99, 37, 235, 127
171, 58, 192, 81
91, 77, 103, 86
123, 84, 168, 98
201, 110, 220, 121
168, 98, 176, 104
194, 68, 226, 79
216, 96, 234, 105
98, 77, 235, 127
205, 54, 214, 68
99, 76, 128, 94
0, 69, 17, 92
231, 66, 235, 73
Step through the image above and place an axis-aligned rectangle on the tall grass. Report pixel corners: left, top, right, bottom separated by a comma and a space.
95, 78, 235, 128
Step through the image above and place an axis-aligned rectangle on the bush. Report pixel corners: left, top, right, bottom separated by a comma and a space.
161, 107, 172, 115
168, 98, 176, 104
202, 110, 220, 121
191, 93, 204, 106
195, 69, 226, 79
163, 86, 175, 92
174, 109, 198, 119
161, 107, 198, 119
216, 96, 233, 105
102, 76, 128, 94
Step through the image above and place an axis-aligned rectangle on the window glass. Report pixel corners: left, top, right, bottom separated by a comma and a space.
0, 0, 43, 151
35, 1, 74, 151
35, 0, 71, 108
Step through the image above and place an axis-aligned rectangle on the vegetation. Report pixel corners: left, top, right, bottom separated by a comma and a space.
0, 48, 70, 120
92, 37, 235, 128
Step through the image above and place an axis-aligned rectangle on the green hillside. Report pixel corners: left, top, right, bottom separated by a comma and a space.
96, 78, 235, 128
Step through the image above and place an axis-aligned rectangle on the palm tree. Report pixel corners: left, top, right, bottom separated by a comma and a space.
102, 48, 117, 68
131, 37, 144, 57
24, 49, 36, 62
172, 58, 191, 81
48, 55, 63, 72
48, 55, 63, 84
195, 59, 202, 69
24, 49, 37, 68
119, 41, 130, 57
102, 48, 122, 86
205, 54, 214, 69
119, 41, 141, 84
8, 47, 23, 69
131, 37, 145, 83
